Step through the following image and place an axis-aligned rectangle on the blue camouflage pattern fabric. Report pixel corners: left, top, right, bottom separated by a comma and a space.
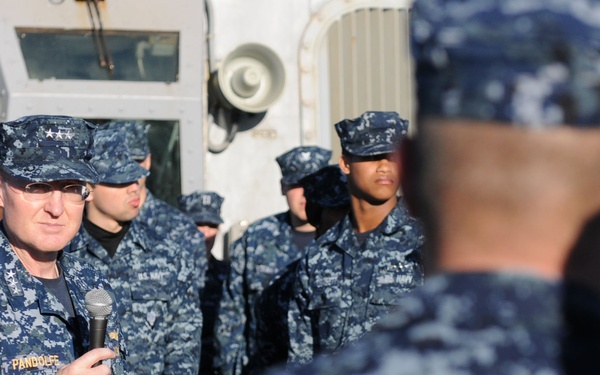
105, 121, 151, 161
276, 146, 332, 185
0, 229, 128, 374
411, 0, 600, 128
137, 191, 208, 290
252, 259, 300, 371
177, 191, 225, 225
287, 200, 425, 365
0, 115, 99, 183
266, 273, 565, 375
91, 125, 149, 184
215, 212, 303, 375
299, 165, 349, 210
335, 112, 408, 156
67, 221, 202, 374
200, 254, 231, 375
177, 191, 227, 373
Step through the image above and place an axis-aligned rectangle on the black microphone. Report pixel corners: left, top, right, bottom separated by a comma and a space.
85, 288, 114, 351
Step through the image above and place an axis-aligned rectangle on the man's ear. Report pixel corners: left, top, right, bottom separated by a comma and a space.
280, 180, 287, 196
139, 154, 152, 171
0, 181, 4, 208
339, 154, 350, 174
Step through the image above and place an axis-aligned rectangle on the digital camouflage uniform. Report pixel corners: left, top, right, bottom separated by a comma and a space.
177, 191, 229, 375
138, 190, 208, 289
67, 126, 202, 374
287, 111, 425, 364
68, 223, 201, 374
201, 255, 230, 374
252, 165, 351, 371
287, 200, 425, 364
268, 273, 565, 375
215, 212, 305, 375
0, 115, 127, 374
252, 259, 299, 371
0, 234, 128, 375
215, 146, 331, 375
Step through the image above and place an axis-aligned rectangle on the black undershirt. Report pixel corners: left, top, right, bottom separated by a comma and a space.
355, 230, 373, 248
36, 271, 76, 318
83, 216, 130, 258
291, 229, 315, 252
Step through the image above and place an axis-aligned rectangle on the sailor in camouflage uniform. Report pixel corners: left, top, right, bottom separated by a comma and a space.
252, 165, 351, 371
287, 111, 425, 365
215, 146, 331, 375
178, 191, 230, 375
105, 120, 208, 290
264, 1, 600, 374
66, 125, 202, 374
0, 115, 127, 374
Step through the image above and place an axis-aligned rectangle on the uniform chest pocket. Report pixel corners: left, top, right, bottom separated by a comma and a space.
307, 283, 342, 310
130, 279, 173, 330
130, 272, 174, 301
306, 282, 346, 352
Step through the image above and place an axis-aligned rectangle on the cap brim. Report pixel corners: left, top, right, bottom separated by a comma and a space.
101, 166, 149, 184
343, 144, 397, 157
191, 213, 224, 225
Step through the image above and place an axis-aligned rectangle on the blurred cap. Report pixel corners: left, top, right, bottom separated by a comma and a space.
104, 120, 150, 161
276, 146, 332, 185
411, 0, 600, 127
335, 111, 409, 156
91, 125, 149, 184
299, 165, 350, 209
0, 115, 99, 183
177, 191, 224, 225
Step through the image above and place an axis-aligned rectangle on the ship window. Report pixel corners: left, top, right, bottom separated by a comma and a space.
16, 28, 179, 82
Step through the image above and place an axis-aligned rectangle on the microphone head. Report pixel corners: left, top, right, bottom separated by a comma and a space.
85, 288, 113, 318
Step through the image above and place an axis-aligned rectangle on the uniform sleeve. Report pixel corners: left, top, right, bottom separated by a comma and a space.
214, 236, 248, 375
163, 248, 203, 374
181, 223, 209, 290
287, 252, 315, 366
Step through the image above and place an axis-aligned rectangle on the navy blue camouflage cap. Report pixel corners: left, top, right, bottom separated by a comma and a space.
104, 120, 150, 161
335, 111, 409, 156
0, 115, 99, 183
276, 146, 332, 185
411, 0, 600, 128
90, 125, 149, 184
177, 191, 224, 225
299, 165, 350, 209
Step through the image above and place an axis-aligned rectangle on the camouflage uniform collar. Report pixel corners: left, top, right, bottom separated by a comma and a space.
125, 220, 155, 253
318, 204, 409, 258
0, 231, 71, 320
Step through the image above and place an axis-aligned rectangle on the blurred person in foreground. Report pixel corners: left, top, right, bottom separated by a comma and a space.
264, 1, 600, 374
0, 115, 126, 374
178, 190, 229, 375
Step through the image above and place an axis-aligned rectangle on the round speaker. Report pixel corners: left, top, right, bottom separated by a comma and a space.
215, 43, 286, 113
